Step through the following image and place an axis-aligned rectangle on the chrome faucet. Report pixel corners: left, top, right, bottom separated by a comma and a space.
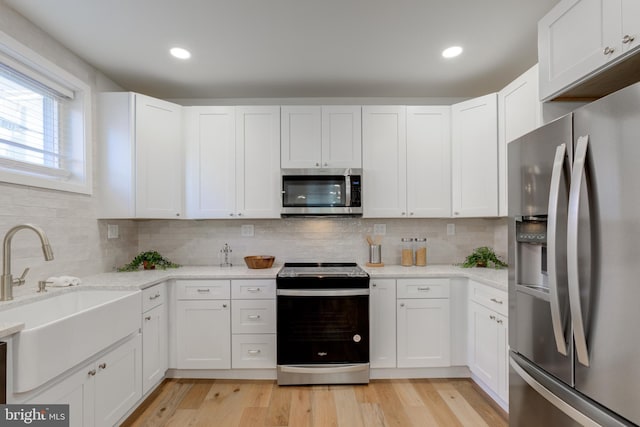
1, 224, 54, 301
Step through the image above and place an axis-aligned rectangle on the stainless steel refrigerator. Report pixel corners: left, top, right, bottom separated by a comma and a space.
508, 81, 640, 427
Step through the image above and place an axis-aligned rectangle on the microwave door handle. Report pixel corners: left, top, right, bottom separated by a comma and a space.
547, 143, 569, 356
568, 135, 590, 367
345, 175, 351, 207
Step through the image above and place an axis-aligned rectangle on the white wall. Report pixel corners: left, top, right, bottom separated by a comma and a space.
0, 1, 139, 298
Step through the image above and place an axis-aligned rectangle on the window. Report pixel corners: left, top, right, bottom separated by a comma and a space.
0, 30, 92, 194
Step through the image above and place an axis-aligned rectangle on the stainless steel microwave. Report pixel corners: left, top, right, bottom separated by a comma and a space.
281, 168, 362, 216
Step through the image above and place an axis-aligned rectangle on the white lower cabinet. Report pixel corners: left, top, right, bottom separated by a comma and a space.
31, 334, 142, 427
468, 282, 508, 403
175, 280, 231, 369
370, 279, 397, 368
141, 283, 167, 394
231, 279, 276, 369
396, 279, 451, 368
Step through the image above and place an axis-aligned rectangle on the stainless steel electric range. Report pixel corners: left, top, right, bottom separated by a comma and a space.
276, 262, 370, 385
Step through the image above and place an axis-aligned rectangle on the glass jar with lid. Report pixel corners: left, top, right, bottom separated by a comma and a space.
401, 238, 413, 266
414, 238, 427, 266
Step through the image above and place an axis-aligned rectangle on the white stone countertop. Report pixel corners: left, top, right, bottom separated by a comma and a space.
0, 263, 507, 338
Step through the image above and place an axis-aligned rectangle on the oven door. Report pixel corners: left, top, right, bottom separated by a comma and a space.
276, 289, 369, 384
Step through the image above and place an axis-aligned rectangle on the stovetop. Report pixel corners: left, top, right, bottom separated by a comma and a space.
277, 262, 369, 278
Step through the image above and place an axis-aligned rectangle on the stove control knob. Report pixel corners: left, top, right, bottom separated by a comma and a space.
353, 334, 361, 343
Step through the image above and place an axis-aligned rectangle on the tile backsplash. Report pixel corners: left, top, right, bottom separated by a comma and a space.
137, 217, 507, 267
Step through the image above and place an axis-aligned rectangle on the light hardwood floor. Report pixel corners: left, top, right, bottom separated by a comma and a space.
122, 378, 508, 427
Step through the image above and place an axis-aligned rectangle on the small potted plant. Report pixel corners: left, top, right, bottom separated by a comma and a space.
461, 246, 507, 269
118, 250, 180, 272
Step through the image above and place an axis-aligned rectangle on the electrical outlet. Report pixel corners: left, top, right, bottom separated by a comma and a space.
373, 224, 386, 235
241, 224, 254, 237
447, 223, 455, 236
107, 224, 119, 239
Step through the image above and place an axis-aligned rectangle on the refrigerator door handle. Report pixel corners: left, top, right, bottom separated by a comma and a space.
568, 135, 590, 367
547, 143, 569, 356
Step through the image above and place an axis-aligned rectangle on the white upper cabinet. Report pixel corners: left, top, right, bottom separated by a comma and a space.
363, 106, 451, 218
406, 106, 452, 218
281, 106, 362, 169
185, 106, 280, 219
451, 93, 499, 217
498, 65, 541, 216
539, 0, 640, 100
362, 106, 408, 218
98, 92, 183, 219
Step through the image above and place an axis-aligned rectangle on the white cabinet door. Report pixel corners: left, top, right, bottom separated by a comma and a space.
468, 301, 500, 392
281, 106, 322, 168
184, 106, 236, 218
134, 93, 183, 218
362, 106, 407, 218
142, 304, 167, 394
498, 65, 541, 216
370, 279, 397, 368
236, 106, 281, 218
538, 0, 620, 100
397, 299, 450, 368
621, 0, 640, 54
451, 93, 498, 217
321, 106, 362, 168
406, 106, 451, 217
93, 334, 142, 427
176, 300, 231, 369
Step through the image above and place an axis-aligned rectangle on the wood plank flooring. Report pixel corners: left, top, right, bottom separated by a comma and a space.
121, 378, 508, 427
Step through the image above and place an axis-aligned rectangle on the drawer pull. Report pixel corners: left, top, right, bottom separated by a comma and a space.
417, 287, 431, 291
489, 315, 496, 320
248, 315, 261, 320
197, 288, 211, 293
496, 319, 504, 325
144, 316, 152, 321
149, 293, 161, 300
490, 298, 503, 304
222, 304, 228, 308
603, 46, 615, 55
99, 363, 107, 370
623, 34, 635, 44
247, 349, 261, 355
247, 288, 261, 293
88, 369, 96, 376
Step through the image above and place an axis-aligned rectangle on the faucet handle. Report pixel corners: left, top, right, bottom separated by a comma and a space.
14, 268, 29, 286
38, 280, 51, 293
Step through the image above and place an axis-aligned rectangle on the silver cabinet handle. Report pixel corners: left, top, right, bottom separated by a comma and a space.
622, 34, 635, 44
417, 287, 430, 291
315, 162, 320, 167
248, 314, 261, 320
409, 212, 414, 216
568, 135, 591, 367
247, 349, 261, 355
88, 369, 96, 376
603, 46, 615, 55
222, 303, 228, 308
197, 288, 211, 293
547, 143, 570, 356
149, 293, 161, 300
372, 283, 377, 288
237, 212, 243, 216
489, 298, 503, 305
496, 319, 503, 325
489, 315, 496, 320
401, 212, 406, 216
144, 316, 151, 321
400, 303, 405, 307
99, 363, 107, 370
246, 288, 261, 293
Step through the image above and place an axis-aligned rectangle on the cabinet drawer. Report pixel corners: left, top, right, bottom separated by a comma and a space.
470, 281, 507, 316
142, 283, 166, 312
232, 300, 276, 334
176, 280, 230, 300
231, 279, 276, 299
231, 334, 276, 369
396, 278, 449, 299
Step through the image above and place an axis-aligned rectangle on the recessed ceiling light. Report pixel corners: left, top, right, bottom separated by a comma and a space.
442, 46, 463, 59
170, 47, 191, 60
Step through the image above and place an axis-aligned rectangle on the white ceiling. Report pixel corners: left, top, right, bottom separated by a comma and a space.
5, 0, 560, 100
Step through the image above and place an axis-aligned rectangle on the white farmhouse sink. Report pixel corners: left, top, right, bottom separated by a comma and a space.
0, 289, 141, 393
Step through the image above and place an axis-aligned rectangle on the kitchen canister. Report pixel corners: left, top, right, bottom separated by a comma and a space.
414, 238, 427, 266
401, 238, 414, 266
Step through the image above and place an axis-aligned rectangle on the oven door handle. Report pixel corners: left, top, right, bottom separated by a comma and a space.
277, 289, 370, 297
279, 364, 369, 375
